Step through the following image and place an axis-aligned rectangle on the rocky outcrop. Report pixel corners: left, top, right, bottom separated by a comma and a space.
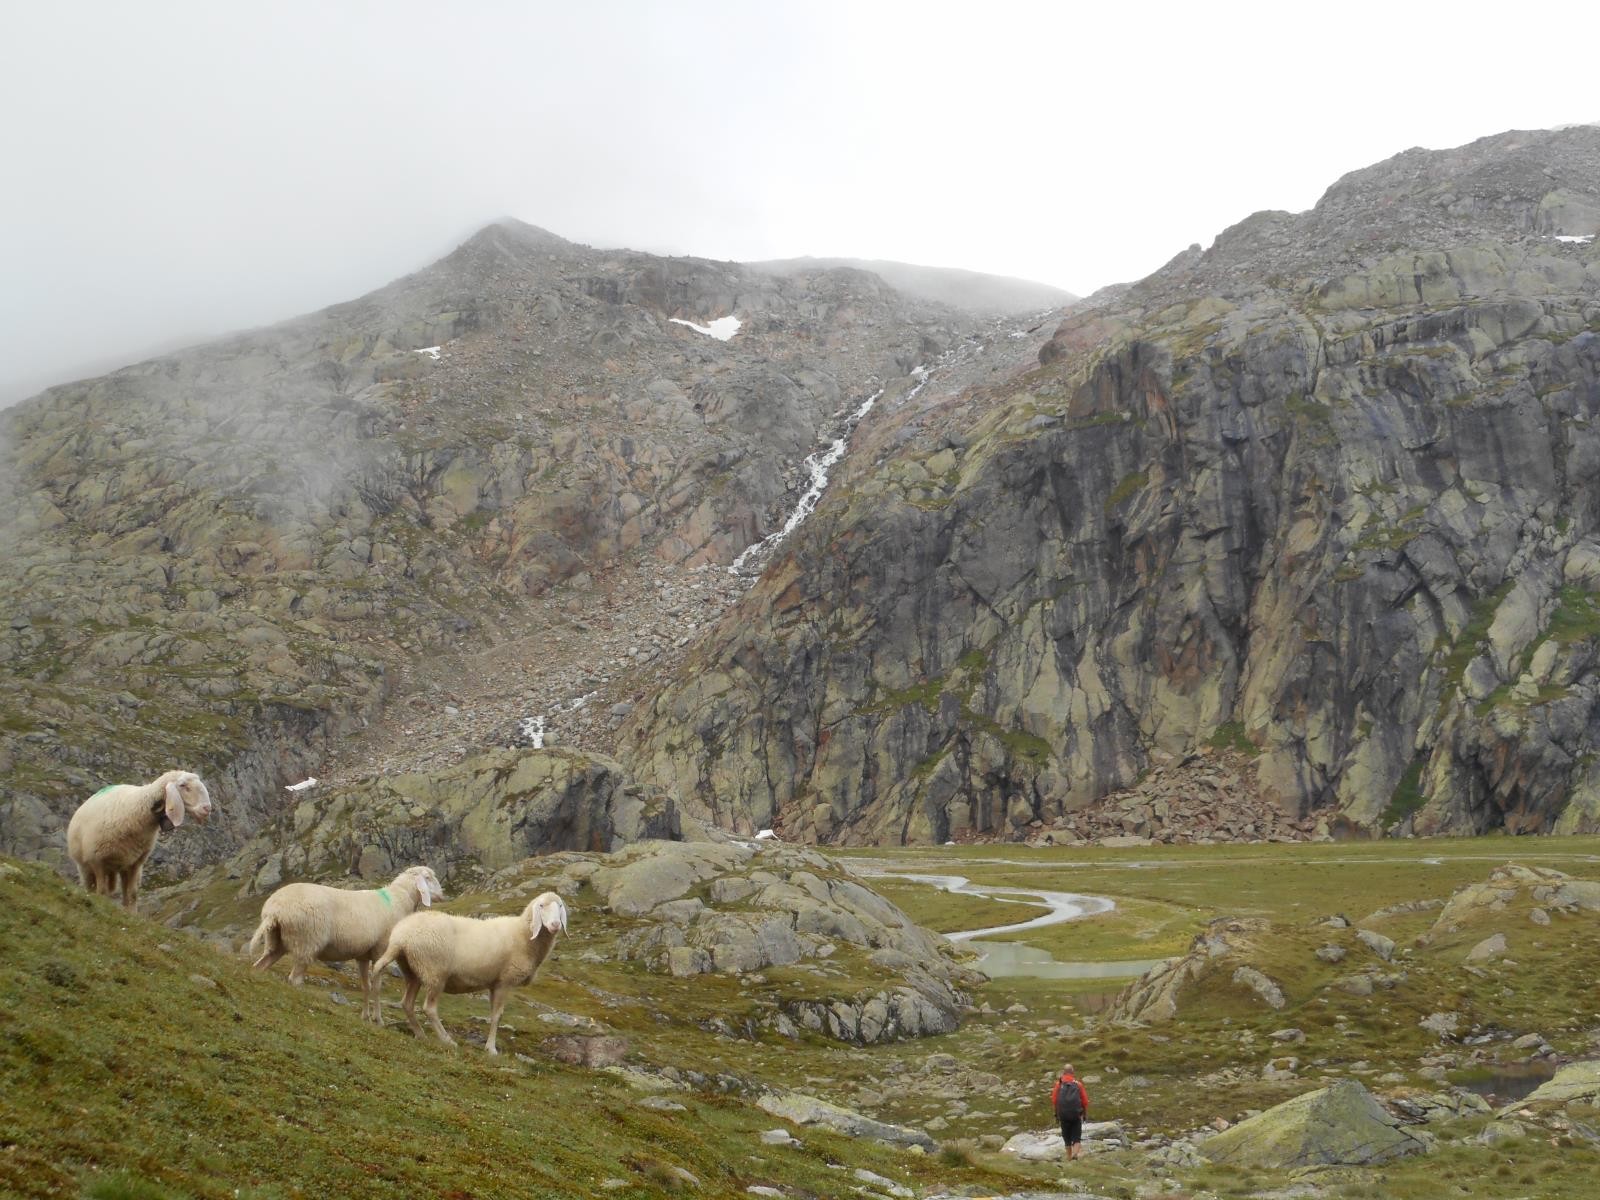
1423, 862, 1600, 945
517, 839, 977, 1044
235, 747, 676, 891
1199, 1079, 1433, 1167
1106, 917, 1271, 1022
623, 127, 1600, 843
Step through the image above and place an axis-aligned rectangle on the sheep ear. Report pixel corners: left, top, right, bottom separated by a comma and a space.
417, 879, 432, 907
164, 779, 185, 828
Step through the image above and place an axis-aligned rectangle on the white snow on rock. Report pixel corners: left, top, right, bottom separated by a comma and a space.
755, 829, 779, 841
518, 715, 546, 749
413, 346, 442, 359
1553, 234, 1595, 244
669, 315, 741, 341
284, 778, 318, 793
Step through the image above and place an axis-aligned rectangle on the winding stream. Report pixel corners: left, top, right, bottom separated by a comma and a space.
868, 870, 1165, 981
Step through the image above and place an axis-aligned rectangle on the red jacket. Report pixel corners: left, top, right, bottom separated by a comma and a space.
1051, 1072, 1089, 1116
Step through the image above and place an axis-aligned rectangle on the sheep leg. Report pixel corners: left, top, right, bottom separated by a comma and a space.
358, 958, 381, 1024
422, 986, 455, 1047
120, 860, 145, 910
287, 958, 308, 986
484, 983, 510, 1056
251, 945, 286, 971
401, 976, 424, 1038
99, 871, 120, 899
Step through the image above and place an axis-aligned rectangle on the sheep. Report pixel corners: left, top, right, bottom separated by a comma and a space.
249, 865, 445, 1022
372, 891, 568, 1055
66, 770, 214, 910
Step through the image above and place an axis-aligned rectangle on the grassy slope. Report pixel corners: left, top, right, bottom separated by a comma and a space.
0, 859, 1032, 1200
14, 837, 1600, 1200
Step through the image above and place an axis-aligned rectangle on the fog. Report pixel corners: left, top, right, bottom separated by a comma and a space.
3, 0, 1595, 404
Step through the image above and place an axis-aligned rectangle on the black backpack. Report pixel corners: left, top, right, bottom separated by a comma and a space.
1054, 1073, 1084, 1119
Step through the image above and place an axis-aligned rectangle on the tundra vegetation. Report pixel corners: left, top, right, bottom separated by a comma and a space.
5, 835, 1600, 1198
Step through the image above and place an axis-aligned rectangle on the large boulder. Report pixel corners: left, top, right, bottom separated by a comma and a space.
1200, 1080, 1432, 1168
756, 1091, 934, 1149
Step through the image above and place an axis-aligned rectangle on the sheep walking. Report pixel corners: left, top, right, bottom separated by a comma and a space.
66, 771, 214, 910
249, 865, 445, 1022
372, 891, 568, 1055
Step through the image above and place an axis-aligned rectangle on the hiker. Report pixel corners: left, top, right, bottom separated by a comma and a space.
1052, 1061, 1090, 1160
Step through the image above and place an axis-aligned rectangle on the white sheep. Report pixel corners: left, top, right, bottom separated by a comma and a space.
66, 770, 214, 910
371, 891, 568, 1054
248, 865, 445, 1022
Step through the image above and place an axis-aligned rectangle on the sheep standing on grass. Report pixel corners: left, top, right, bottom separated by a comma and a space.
249, 865, 445, 1022
372, 891, 568, 1054
66, 771, 214, 910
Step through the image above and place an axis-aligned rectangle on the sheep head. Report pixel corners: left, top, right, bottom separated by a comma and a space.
527, 892, 568, 940
161, 772, 214, 830
398, 865, 446, 908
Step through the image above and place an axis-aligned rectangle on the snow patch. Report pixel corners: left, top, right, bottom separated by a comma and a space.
414, 346, 441, 359
755, 829, 779, 841
284, 778, 318, 793
1553, 234, 1595, 244
670, 315, 741, 341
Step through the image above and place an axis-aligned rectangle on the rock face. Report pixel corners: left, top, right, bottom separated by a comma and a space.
235, 747, 676, 891
0, 219, 973, 870
623, 126, 1600, 843
1200, 1079, 1433, 1167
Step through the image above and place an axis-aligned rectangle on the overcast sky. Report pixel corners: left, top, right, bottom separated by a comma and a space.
2, 0, 1595, 403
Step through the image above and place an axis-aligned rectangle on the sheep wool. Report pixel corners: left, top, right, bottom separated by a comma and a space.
66, 771, 214, 910
373, 891, 568, 1055
249, 865, 445, 1023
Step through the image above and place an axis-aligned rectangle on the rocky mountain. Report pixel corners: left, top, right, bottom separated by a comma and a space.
0, 220, 982, 869
753, 257, 1075, 315
10, 127, 1600, 870
622, 127, 1600, 841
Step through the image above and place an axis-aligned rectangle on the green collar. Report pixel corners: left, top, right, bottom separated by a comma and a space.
376, 887, 392, 907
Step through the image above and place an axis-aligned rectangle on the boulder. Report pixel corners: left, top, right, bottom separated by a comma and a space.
543, 1035, 630, 1068
1000, 1122, 1126, 1161
1232, 966, 1286, 1009
1506, 1061, 1600, 1110
1355, 929, 1396, 961
1465, 933, 1507, 962
1199, 1080, 1432, 1167
755, 1091, 934, 1149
